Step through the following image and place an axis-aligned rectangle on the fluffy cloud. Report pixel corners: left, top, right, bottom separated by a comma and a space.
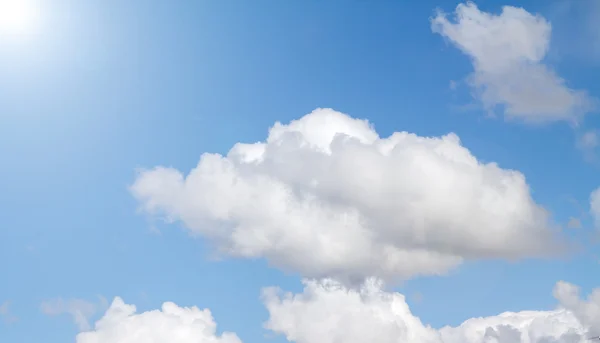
553, 281, 600, 337
263, 279, 598, 343
75, 297, 242, 343
41, 297, 105, 331
131, 108, 565, 284
67, 280, 600, 343
431, 2, 593, 123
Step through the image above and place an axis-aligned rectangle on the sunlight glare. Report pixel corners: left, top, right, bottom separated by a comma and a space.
0, 0, 39, 38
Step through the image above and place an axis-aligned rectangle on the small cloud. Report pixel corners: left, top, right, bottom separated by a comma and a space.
432, 2, 594, 124
73, 297, 242, 343
41, 296, 107, 331
567, 217, 582, 229
0, 301, 18, 324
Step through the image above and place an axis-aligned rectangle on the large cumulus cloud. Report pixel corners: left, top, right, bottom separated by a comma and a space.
263, 279, 599, 343
131, 108, 565, 284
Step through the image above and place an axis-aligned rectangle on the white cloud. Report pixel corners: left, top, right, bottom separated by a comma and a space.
431, 2, 593, 123
65, 281, 600, 343
41, 297, 104, 331
131, 108, 565, 285
75, 297, 242, 343
263, 279, 598, 343
590, 188, 600, 228
553, 281, 600, 337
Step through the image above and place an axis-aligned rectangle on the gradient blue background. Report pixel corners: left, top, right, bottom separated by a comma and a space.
1, 1, 598, 342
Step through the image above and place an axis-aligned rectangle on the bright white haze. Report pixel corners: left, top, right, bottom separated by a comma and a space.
0, 0, 39, 38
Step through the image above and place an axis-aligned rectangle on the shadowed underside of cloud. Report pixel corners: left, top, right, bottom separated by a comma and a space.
76, 280, 600, 343
131, 108, 566, 285
431, 2, 594, 123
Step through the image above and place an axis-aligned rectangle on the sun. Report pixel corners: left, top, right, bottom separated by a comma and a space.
0, 0, 39, 38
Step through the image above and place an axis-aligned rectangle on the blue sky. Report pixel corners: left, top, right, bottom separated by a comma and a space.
1, 0, 600, 342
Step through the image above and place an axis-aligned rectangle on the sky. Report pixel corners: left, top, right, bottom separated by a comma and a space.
1, 0, 600, 342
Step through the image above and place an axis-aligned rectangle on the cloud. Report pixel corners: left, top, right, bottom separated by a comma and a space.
262, 279, 597, 343
590, 188, 600, 229
75, 297, 242, 343
431, 2, 593, 123
131, 108, 566, 285
553, 281, 600, 337
66, 281, 600, 343
41, 297, 105, 331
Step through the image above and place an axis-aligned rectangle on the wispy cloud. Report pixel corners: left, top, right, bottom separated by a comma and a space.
40, 296, 107, 331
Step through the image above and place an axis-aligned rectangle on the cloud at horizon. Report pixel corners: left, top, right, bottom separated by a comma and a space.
76, 279, 600, 343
